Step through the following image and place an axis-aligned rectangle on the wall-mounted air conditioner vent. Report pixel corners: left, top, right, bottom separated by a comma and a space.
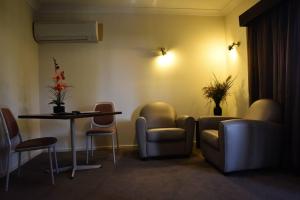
33, 21, 102, 43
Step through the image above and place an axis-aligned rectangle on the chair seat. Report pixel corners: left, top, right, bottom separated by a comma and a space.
201, 129, 219, 150
86, 127, 116, 135
147, 128, 185, 142
15, 137, 57, 151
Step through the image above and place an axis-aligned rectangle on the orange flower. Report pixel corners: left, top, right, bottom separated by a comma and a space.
53, 74, 60, 82
49, 58, 70, 106
61, 71, 65, 80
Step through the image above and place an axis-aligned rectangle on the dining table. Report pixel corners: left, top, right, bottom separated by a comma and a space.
18, 111, 122, 178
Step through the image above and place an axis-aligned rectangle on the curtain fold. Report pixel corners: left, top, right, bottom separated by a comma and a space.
247, 0, 300, 169
285, 0, 300, 170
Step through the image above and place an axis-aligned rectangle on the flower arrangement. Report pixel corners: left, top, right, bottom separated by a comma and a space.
49, 58, 69, 113
202, 74, 234, 115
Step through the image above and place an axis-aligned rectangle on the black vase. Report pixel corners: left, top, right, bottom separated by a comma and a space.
53, 105, 65, 113
214, 103, 222, 116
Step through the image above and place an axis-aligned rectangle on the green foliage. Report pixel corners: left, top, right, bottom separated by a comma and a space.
202, 74, 234, 105
48, 87, 66, 106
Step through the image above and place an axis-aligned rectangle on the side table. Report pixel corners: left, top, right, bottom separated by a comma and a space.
195, 120, 200, 148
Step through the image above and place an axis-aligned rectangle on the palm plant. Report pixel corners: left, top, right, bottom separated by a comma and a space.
202, 74, 234, 115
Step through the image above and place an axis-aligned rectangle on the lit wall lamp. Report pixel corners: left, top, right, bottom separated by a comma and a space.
160, 47, 167, 56
228, 42, 240, 51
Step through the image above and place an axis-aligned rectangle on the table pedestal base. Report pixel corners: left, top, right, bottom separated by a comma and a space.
55, 164, 102, 178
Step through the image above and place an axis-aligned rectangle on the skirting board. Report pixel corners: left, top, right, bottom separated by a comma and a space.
55, 140, 197, 152
56, 144, 138, 152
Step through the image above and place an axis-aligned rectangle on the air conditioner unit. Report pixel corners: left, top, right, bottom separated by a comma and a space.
33, 21, 102, 43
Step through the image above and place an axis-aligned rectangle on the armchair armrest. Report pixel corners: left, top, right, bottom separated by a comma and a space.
136, 117, 148, 158
176, 115, 194, 128
219, 119, 283, 172
220, 119, 283, 142
198, 116, 238, 131
176, 115, 195, 155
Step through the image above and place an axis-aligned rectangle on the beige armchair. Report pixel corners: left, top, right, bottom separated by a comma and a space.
199, 99, 283, 173
136, 101, 195, 159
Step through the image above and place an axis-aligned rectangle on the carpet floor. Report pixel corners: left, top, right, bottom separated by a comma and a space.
0, 148, 300, 200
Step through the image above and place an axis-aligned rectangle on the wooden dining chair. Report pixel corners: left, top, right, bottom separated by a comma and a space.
85, 102, 118, 166
0, 108, 59, 191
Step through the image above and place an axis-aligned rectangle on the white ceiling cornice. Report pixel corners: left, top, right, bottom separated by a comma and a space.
221, 0, 245, 15
24, 0, 40, 10
38, 6, 222, 16
36, 0, 247, 17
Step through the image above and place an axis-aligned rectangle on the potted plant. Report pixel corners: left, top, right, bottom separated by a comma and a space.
49, 58, 69, 113
202, 74, 234, 115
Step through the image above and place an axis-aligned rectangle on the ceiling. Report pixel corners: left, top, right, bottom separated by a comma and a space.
26, 0, 246, 16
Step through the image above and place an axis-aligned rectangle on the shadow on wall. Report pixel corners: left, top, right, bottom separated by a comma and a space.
40, 120, 70, 148
99, 102, 160, 148
116, 120, 134, 146
90, 119, 134, 148
81, 103, 136, 148
133, 46, 159, 58
234, 79, 248, 116
202, 101, 213, 116
130, 103, 147, 146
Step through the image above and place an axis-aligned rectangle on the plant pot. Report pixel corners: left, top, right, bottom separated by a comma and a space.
53, 105, 65, 113
214, 103, 222, 116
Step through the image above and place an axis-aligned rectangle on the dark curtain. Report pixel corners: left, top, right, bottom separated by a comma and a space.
247, 0, 300, 169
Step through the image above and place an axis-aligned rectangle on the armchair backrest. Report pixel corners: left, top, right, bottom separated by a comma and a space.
244, 99, 281, 123
140, 101, 176, 129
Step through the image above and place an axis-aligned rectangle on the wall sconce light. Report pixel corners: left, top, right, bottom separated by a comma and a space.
160, 47, 167, 56
228, 42, 240, 51
156, 48, 175, 67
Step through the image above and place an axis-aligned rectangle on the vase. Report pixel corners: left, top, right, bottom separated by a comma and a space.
213, 103, 222, 116
53, 105, 65, 113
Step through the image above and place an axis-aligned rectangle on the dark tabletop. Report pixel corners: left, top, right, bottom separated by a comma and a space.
18, 111, 122, 120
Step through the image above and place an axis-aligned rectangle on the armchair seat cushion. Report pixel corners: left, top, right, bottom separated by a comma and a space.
201, 129, 219, 150
147, 128, 185, 142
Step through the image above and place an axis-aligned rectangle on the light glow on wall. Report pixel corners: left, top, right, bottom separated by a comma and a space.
229, 48, 238, 61
155, 51, 175, 69
203, 42, 228, 73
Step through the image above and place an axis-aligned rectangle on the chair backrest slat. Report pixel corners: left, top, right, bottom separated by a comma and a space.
93, 102, 115, 126
1, 108, 19, 139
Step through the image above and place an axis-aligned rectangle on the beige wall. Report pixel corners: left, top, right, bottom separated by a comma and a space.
0, 0, 40, 176
37, 0, 259, 151
224, 0, 259, 116
38, 14, 229, 150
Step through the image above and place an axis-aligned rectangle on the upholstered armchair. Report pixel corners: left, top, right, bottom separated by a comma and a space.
136, 101, 195, 159
199, 99, 283, 173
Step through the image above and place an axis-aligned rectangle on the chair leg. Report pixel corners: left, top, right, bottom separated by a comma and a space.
86, 136, 89, 164
53, 146, 59, 174
5, 153, 11, 191
112, 134, 116, 167
116, 131, 120, 150
17, 152, 22, 176
48, 147, 55, 185
91, 136, 94, 157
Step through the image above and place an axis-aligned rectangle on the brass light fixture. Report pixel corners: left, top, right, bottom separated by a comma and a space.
160, 47, 167, 56
228, 42, 240, 50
